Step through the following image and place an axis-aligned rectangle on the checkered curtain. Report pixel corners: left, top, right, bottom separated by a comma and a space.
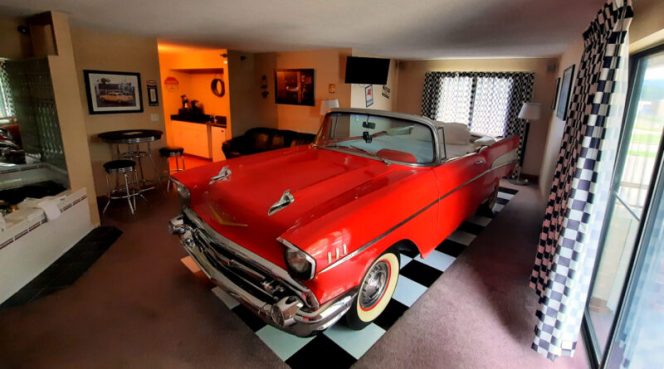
421, 71, 533, 170
0, 60, 14, 118
529, 0, 633, 360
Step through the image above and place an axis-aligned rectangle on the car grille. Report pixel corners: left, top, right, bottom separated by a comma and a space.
183, 213, 290, 304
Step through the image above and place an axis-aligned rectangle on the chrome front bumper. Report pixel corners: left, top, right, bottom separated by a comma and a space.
170, 214, 356, 337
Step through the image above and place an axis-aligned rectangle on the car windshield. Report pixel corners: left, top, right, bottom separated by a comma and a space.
316, 112, 436, 164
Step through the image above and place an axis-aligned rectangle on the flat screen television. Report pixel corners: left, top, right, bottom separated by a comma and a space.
345, 57, 390, 85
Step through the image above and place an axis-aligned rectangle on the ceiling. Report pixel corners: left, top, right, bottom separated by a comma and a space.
0, 0, 604, 59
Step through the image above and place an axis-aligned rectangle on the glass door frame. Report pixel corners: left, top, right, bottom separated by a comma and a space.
582, 43, 664, 369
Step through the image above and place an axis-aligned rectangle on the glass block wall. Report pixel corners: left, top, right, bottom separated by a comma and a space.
4, 58, 68, 173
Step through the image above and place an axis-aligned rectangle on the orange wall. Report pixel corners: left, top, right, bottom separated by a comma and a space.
158, 45, 231, 146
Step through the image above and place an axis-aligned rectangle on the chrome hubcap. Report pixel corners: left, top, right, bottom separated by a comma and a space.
360, 261, 389, 309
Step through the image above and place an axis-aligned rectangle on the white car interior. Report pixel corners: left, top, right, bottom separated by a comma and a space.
436, 122, 498, 160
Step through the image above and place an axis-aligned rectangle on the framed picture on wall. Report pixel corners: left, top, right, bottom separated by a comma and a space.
365, 85, 374, 107
552, 77, 561, 110
146, 79, 159, 106
274, 69, 315, 106
83, 70, 143, 114
556, 65, 575, 120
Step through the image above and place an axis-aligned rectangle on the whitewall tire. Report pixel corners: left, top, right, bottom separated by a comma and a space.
346, 251, 400, 329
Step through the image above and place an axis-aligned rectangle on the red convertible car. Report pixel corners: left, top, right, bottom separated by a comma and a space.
169, 108, 519, 336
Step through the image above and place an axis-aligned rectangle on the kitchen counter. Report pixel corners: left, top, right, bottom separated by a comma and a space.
170, 114, 227, 126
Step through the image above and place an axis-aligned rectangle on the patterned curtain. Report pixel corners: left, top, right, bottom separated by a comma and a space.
421, 71, 534, 170
529, 0, 633, 360
0, 60, 15, 119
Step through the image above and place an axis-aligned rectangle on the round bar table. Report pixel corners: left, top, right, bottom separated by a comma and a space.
98, 129, 163, 192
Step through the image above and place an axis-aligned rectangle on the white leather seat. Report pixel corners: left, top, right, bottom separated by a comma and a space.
434, 121, 499, 159
435, 121, 473, 159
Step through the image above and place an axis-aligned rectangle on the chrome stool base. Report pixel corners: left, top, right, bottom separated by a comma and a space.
103, 160, 139, 215
159, 146, 186, 192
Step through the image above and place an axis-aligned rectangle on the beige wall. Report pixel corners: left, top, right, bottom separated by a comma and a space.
273, 49, 352, 134
0, 16, 31, 59
349, 51, 399, 111
227, 51, 280, 137
71, 27, 166, 197
229, 48, 352, 135
43, 13, 100, 225
631, 0, 664, 52
396, 57, 558, 177
253, 53, 280, 130
538, 39, 585, 195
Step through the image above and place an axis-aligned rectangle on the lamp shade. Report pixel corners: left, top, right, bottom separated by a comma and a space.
518, 102, 542, 121
320, 99, 340, 115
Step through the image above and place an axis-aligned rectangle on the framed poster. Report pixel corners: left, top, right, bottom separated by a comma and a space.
146, 80, 159, 106
84, 70, 143, 114
274, 69, 315, 106
552, 77, 561, 110
365, 85, 374, 107
556, 65, 575, 120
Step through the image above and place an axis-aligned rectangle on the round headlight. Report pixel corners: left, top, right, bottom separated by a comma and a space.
283, 245, 315, 280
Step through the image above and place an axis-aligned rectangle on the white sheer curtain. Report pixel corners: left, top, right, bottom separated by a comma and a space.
433, 74, 515, 137
435, 75, 473, 124
472, 77, 513, 136
0, 60, 14, 120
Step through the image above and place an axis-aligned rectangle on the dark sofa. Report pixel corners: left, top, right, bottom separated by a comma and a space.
222, 127, 316, 159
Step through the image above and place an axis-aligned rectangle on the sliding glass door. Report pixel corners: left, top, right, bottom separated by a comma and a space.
584, 46, 664, 367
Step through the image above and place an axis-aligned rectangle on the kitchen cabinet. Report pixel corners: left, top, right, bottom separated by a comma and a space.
210, 126, 227, 162
171, 120, 227, 161
172, 120, 211, 159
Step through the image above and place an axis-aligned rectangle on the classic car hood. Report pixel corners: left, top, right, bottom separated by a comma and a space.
175, 146, 421, 269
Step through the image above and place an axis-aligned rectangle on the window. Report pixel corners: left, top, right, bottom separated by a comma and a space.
584, 47, 664, 368
434, 74, 515, 137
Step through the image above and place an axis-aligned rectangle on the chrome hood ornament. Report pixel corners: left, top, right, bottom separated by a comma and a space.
268, 190, 295, 216
209, 166, 232, 185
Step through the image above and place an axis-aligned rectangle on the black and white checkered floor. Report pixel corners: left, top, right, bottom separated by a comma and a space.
210, 187, 518, 368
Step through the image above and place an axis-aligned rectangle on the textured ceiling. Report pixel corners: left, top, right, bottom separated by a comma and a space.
0, 0, 604, 59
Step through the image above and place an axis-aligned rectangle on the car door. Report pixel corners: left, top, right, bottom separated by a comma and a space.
432, 147, 490, 244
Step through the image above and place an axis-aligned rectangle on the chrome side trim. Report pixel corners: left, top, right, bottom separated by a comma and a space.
492, 149, 518, 169
319, 159, 517, 274
182, 207, 320, 309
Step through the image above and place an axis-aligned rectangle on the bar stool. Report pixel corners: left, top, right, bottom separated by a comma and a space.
103, 159, 139, 214
159, 146, 185, 191
118, 142, 159, 191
